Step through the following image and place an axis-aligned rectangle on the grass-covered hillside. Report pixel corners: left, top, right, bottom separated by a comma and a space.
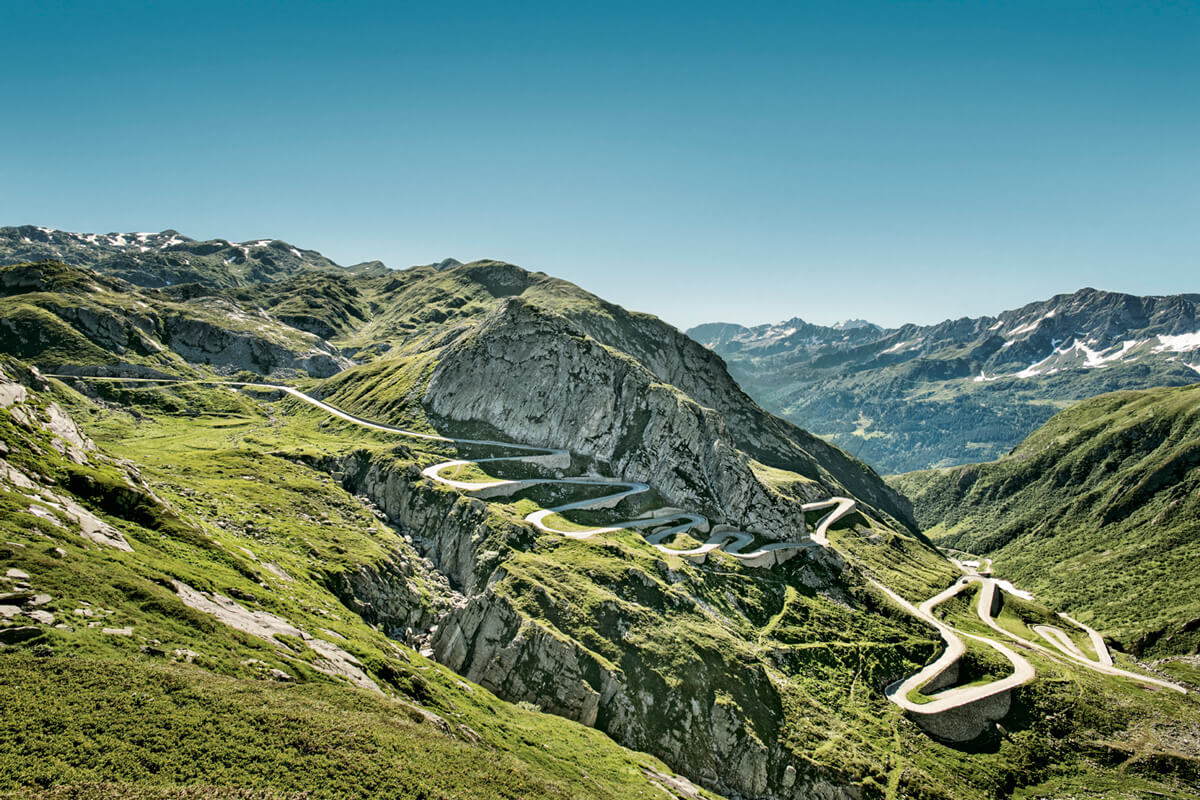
0, 358, 717, 800
4, 230, 1200, 799
2, 357, 1197, 799
892, 384, 1200, 674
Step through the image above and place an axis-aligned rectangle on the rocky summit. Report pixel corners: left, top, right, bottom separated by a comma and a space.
1, 227, 1198, 800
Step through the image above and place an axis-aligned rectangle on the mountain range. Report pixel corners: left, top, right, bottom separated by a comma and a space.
689, 289, 1200, 473
1, 226, 1198, 800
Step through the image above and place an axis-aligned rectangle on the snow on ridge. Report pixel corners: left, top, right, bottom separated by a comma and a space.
1007, 310, 1057, 337
1154, 331, 1200, 353
1016, 352, 1056, 379
881, 338, 922, 355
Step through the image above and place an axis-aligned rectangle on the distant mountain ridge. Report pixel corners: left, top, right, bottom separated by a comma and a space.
688, 288, 1200, 473
0, 225, 390, 288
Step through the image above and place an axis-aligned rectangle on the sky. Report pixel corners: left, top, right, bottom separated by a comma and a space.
1, 0, 1196, 330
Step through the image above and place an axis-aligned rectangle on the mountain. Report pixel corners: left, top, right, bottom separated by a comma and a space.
2, 230, 1199, 800
890, 383, 1200, 687
0, 224, 366, 289
688, 289, 1200, 473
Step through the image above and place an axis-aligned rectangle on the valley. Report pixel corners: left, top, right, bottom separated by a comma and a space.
689, 290, 1200, 474
1, 230, 1199, 799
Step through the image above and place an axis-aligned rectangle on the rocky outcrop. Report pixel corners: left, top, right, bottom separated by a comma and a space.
325, 548, 455, 645
323, 445, 859, 800
162, 312, 350, 378
557, 298, 915, 532
423, 299, 852, 545
329, 452, 528, 594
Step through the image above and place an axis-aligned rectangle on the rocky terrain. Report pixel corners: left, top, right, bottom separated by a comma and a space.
2, 227, 1198, 800
690, 289, 1200, 473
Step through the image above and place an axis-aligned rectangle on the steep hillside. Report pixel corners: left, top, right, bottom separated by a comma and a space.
0, 261, 348, 378
892, 384, 1200, 676
689, 289, 1200, 473
4, 231, 1200, 800
0, 359, 710, 800
318, 260, 915, 531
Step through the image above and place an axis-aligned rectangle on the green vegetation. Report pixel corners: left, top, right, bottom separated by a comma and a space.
2, 240, 1198, 799
0, 655, 655, 800
0, 374, 711, 800
892, 384, 1200, 659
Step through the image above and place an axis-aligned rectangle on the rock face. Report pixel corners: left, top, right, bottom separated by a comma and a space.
325, 546, 454, 644
326, 446, 861, 800
555, 300, 912, 530
160, 312, 350, 377
423, 299, 885, 545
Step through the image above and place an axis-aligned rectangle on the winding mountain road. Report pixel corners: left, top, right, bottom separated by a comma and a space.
52, 376, 847, 564
51, 374, 1187, 727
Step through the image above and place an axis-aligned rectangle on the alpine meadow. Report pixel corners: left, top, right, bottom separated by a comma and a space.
2, 3, 1198, 800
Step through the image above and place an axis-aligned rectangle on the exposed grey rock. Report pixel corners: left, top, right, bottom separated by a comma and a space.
909, 688, 1012, 743
161, 311, 351, 378
423, 299, 855, 549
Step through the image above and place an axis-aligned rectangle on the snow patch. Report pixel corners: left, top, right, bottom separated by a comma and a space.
882, 338, 922, 355
1016, 351, 1057, 379
1154, 331, 1200, 353
1007, 310, 1056, 337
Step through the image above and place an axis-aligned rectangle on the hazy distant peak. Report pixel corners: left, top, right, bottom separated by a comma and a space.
832, 318, 876, 330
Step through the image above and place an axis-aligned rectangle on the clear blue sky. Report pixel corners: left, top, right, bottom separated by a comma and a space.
2, 1, 1196, 330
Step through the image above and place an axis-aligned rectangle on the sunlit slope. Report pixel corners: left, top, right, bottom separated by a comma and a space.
892, 383, 1200, 659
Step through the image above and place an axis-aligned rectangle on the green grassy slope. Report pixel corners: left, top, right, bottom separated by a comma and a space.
0, 261, 342, 378
891, 383, 1200, 661
0, 364, 714, 800
4, 250, 1200, 798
